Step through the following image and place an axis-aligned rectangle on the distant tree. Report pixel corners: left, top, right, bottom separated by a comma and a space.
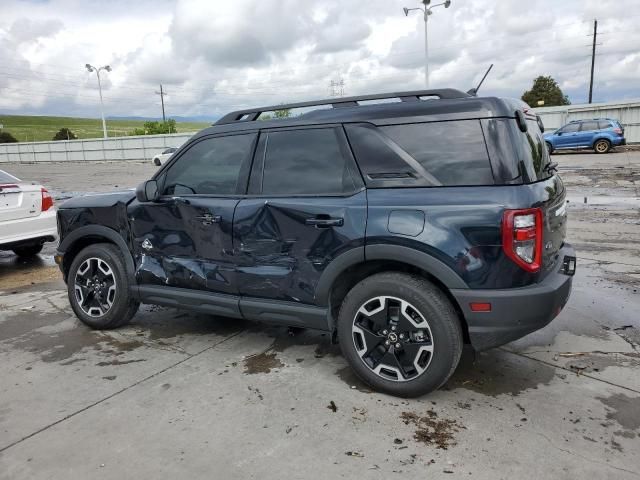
274, 108, 291, 118
522, 76, 571, 107
0, 132, 18, 143
52, 128, 78, 141
258, 108, 291, 121
130, 119, 177, 135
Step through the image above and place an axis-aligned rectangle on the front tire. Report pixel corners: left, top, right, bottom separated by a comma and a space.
594, 139, 611, 154
67, 243, 139, 329
337, 272, 463, 397
12, 244, 43, 257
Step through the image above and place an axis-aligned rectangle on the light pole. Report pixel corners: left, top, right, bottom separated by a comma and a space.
85, 63, 111, 138
403, 0, 451, 88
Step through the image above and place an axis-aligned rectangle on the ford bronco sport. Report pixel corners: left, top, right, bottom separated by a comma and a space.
55, 89, 576, 397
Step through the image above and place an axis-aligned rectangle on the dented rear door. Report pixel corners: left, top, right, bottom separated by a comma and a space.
233, 126, 366, 305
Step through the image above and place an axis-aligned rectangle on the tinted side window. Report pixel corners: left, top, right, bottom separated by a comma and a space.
163, 134, 256, 195
381, 120, 494, 186
560, 123, 580, 133
598, 120, 612, 129
580, 121, 599, 131
515, 119, 552, 182
344, 124, 435, 188
261, 128, 356, 195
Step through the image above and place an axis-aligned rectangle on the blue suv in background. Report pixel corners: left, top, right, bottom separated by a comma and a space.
544, 118, 625, 154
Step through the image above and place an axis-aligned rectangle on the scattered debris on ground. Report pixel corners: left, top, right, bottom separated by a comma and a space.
247, 385, 263, 401
401, 410, 463, 450
327, 400, 337, 412
345, 451, 364, 458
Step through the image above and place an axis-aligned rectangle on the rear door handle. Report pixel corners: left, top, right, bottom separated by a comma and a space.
305, 216, 344, 228
195, 213, 221, 225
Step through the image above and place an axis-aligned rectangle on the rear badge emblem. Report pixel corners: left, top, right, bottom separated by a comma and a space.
142, 239, 153, 251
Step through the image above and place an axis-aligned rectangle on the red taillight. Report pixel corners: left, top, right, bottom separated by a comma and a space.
41, 188, 54, 212
613, 127, 623, 135
470, 302, 492, 312
502, 208, 543, 273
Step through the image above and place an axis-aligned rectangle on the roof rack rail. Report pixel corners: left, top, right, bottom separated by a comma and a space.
215, 88, 471, 125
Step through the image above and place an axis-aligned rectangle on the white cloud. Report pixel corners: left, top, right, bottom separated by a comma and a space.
0, 0, 638, 120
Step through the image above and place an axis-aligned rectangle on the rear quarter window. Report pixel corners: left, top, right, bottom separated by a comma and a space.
347, 120, 494, 187
381, 120, 494, 186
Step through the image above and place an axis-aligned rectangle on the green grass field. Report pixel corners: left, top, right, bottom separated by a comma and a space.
0, 115, 210, 142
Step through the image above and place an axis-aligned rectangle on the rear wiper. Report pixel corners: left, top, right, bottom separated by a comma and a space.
544, 162, 558, 173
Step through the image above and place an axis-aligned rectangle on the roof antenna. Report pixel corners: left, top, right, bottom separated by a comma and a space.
467, 64, 493, 96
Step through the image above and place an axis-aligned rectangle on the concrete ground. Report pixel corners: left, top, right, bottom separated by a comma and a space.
1, 150, 639, 479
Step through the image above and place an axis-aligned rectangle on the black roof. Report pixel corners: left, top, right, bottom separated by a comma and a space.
193, 88, 525, 139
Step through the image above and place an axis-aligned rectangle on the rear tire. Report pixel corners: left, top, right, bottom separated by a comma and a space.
594, 139, 611, 154
337, 272, 463, 397
67, 243, 139, 329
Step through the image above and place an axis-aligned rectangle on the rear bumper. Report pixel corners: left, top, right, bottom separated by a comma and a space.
0, 209, 57, 249
451, 244, 576, 351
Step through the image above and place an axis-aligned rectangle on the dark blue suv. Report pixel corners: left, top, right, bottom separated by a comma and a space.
55, 89, 576, 397
544, 118, 625, 154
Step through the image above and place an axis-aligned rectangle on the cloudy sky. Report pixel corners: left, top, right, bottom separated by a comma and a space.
1, 0, 639, 120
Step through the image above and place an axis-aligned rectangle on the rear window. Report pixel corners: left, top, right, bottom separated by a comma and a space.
516, 119, 552, 182
580, 121, 599, 131
346, 120, 494, 187
0, 171, 20, 183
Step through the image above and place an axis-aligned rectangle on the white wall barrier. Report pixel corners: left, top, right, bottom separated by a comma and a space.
0, 132, 196, 163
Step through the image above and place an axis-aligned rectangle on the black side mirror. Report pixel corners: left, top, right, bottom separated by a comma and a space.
136, 180, 159, 202
515, 110, 528, 133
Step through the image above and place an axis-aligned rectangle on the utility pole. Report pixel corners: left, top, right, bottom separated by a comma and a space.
588, 19, 597, 104
155, 84, 167, 123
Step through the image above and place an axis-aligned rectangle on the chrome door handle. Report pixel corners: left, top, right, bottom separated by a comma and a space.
305, 217, 344, 228
195, 213, 221, 225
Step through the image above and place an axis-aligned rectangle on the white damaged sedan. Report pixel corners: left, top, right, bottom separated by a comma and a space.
0, 169, 57, 257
